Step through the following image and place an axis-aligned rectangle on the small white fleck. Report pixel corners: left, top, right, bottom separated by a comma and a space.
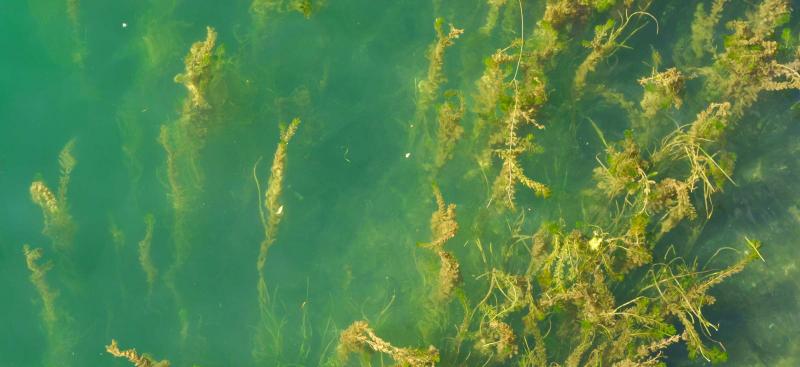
588, 236, 603, 251
404, 152, 411, 158
276, 205, 284, 215
122, 22, 128, 28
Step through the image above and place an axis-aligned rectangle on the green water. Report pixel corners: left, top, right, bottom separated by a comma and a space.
2, 0, 800, 366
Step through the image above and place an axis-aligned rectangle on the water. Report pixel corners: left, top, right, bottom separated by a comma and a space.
1, 0, 799, 366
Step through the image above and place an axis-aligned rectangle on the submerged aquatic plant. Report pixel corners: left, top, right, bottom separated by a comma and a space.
106, 339, 171, 367
23, 245, 74, 367
255, 118, 300, 276
338, 320, 440, 366
573, 6, 658, 94
138, 214, 157, 296
161, 25, 224, 344
30, 139, 77, 253
593, 131, 651, 200
689, 0, 728, 60
417, 18, 464, 117
470, 270, 531, 362
23, 245, 58, 337
422, 185, 462, 302
473, 0, 587, 211
174, 27, 218, 111
433, 91, 465, 171
12, 0, 796, 366
65, 0, 86, 66
639, 67, 685, 118
433, 2, 779, 362
489, 86, 550, 210
250, 0, 322, 25
252, 118, 300, 363
475, 319, 518, 362
463, 220, 761, 365
652, 102, 734, 218
474, 41, 551, 211
642, 239, 764, 362
160, 26, 222, 237
542, 0, 618, 28
480, 0, 508, 35
702, 0, 800, 115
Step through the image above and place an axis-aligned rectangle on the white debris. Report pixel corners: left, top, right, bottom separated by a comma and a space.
588, 236, 603, 251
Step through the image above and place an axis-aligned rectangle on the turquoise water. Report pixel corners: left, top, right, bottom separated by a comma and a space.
2, 0, 800, 366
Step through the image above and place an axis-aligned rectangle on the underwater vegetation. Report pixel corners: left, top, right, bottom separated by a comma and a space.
23, 244, 75, 367
324, 0, 794, 365
159, 25, 225, 343
417, 18, 465, 117
250, 0, 325, 29
106, 339, 171, 367
252, 118, 301, 363
29, 139, 77, 253
8, 0, 800, 366
138, 214, 157, 296
337, 320, 440, 366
